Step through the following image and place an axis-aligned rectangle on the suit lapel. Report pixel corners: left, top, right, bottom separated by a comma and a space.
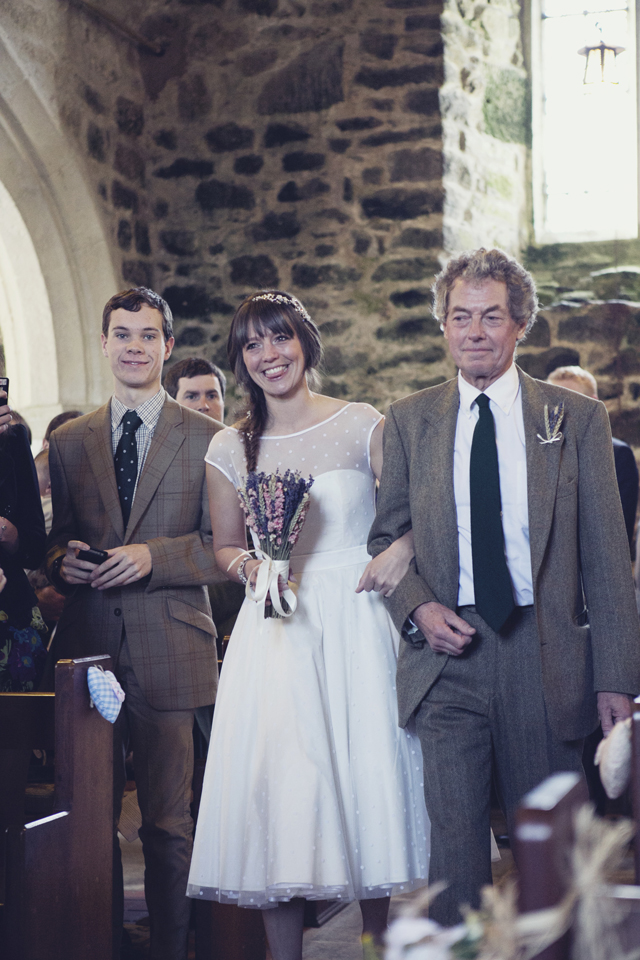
125, 397, 185, 542
520, 370, 564, 586
421, 380, 461, 609
84, 402, 125, 541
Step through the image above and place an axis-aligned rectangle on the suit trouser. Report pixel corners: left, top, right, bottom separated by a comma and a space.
414, 606, 584, 927
112, 634, 195, 960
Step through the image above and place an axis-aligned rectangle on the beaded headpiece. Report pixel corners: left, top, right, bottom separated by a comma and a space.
249, 292, 313, 325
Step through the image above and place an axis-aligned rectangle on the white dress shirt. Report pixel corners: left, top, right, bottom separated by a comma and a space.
111, 388, 165, 505
454, 363, 533, 607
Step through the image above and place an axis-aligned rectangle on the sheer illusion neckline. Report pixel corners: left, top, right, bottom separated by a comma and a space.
244, 403, 354, 441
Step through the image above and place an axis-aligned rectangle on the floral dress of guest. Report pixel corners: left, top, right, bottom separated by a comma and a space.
0, 424, 47, 692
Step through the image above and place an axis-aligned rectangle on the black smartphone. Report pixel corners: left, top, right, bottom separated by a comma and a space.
0, 378, 8, 406
77, 547, 109, 565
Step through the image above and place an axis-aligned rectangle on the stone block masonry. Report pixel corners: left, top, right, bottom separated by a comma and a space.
518, 297, 640, 455
440, 0, 528, 256
14, 0, 633, 444
3, 0, 452, 414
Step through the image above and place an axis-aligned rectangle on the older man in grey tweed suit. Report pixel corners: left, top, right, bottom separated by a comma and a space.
369, 248, 640, 925
47, 287, 222, 960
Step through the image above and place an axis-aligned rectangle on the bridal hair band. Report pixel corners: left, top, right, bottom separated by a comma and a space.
250, 292, 313, 325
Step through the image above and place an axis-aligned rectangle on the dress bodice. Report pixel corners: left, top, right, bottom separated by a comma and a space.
205, 403, 383, 556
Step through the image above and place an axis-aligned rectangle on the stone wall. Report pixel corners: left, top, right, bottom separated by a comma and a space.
440, 0, 528, 256
517, 294, 640, 449
4, 0, 640, 442
524, 240, 640, 306
522, 247, 640, 450
2, 0, 456, 415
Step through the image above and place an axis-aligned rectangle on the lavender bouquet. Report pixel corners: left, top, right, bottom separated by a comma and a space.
237, 469, 314, 619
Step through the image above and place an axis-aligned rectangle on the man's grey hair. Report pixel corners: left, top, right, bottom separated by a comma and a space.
432, 247, 539, 336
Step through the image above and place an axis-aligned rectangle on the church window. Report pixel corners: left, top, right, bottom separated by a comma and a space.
532, 0, 638, 242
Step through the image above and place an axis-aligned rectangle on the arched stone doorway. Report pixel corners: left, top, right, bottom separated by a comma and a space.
0, 34, 117, 442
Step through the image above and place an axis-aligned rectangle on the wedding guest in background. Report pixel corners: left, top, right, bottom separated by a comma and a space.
0, 393, 47, 829
163, 356, 241, 637
167, 355, 243, 743
546, 365, 638, 555
546, 365, 640, 814
9, 409, 33, 446
42, 410, 84, 449
164, 357, 226, 424
46, 287, 222, 960
187, 291, 430, 960
369, 247, 640, 924
0, 391, 47, 692
27, 449, 66, 628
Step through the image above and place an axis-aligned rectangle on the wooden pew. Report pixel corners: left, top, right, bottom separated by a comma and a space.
0, 656, 113, 960
632, 706, 640, 881
192, 641, 266, 960
514, 771, 588, 960
515, 749, 640, 960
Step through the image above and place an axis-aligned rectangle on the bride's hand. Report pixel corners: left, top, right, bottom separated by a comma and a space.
247, 563, 295, 602
247, 560, 262, 595
356, 530, 414, 598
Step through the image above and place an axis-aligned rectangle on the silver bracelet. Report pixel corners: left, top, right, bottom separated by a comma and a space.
237, 555, 251, 585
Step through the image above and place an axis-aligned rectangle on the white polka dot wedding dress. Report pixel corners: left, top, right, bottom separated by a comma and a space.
187, 403, 430, 908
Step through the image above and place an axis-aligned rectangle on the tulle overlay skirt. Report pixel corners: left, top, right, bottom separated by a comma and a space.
187, 545, 430, 908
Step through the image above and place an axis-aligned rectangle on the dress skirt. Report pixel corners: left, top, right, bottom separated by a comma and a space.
187, 543, 430, 908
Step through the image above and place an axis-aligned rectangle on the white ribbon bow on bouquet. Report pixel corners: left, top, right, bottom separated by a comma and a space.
248, 550, 298, 617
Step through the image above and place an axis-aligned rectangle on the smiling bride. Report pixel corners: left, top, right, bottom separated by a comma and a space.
187, 290, 430, 960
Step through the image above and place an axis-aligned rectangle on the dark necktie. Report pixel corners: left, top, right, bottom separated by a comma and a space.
115, 411, 142, 527
469, 393, 515, 632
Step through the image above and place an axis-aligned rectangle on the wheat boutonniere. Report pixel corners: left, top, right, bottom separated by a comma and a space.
537, 401, 564, 445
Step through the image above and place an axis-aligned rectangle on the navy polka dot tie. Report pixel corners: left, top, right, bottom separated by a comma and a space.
115, 410, 142, 527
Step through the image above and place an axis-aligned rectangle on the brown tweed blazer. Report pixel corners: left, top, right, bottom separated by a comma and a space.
369, 368, 640, 740
46, 395, 223, 711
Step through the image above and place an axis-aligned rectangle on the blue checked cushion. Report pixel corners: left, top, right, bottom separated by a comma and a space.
87, 665, 125, 723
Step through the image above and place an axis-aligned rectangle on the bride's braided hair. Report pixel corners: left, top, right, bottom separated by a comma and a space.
227, 291, 323, 472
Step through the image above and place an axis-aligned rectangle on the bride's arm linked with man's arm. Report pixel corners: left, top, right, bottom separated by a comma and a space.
355, 415, 417, 598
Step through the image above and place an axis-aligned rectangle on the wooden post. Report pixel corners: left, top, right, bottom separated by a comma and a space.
0, 655, 113, 960
631, 708, 640, 883
514, 771, 589, 960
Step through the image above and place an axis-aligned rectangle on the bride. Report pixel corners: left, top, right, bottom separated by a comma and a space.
187, 290, 430, 959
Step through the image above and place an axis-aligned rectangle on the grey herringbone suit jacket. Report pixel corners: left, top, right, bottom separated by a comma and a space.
46, 396, 222, 711
368, 368, 640, 741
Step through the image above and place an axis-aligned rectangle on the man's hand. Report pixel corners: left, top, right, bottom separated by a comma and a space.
90, 544, 152, 590
412, 601, 476, 656
597, 691, 633, 736
60, 540, 96, 584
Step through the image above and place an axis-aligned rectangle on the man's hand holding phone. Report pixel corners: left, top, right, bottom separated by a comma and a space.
90, 544, 153, 589
61, 541, 152, 589
61, 541, 106, 584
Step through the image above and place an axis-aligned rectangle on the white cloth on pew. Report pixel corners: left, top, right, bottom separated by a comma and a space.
88, 665, 125, 723
594, 717, 632, 799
